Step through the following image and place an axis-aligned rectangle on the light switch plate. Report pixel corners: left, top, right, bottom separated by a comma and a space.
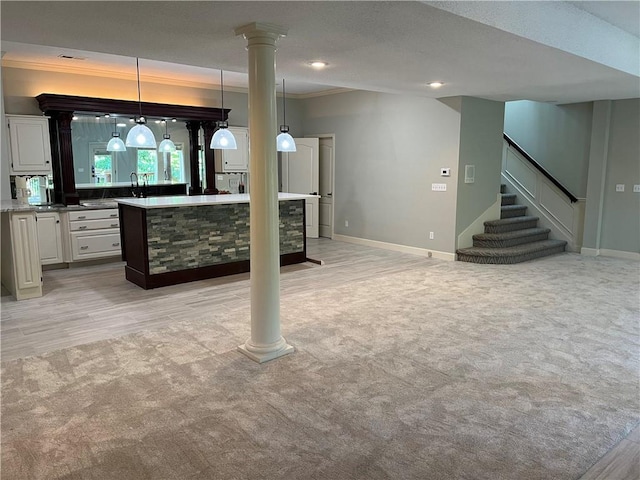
440, 168, 451, 177
616, 184, 625, 192
634, 185, 640, 193
464, 165, 475, 184
432, 183, 447, 192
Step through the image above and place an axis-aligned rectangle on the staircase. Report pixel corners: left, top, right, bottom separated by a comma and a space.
456, 186, 567, 264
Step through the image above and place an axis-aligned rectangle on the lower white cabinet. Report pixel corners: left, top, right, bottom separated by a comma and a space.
0, 211, 43, 300
36, 212, 64, 265
67, 209, 121, 261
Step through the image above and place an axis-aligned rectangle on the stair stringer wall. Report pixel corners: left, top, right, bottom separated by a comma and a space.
456, 193, 501, 250
501, 142, 586, 252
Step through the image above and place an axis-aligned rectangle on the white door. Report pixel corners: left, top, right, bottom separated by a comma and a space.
318, 137, 334, 238
281, 138, 319, 238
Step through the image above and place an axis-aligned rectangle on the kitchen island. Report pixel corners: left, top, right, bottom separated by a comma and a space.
117, 193, 313, 289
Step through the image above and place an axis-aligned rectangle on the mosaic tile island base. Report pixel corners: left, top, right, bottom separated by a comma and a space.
116, 194, 312, 289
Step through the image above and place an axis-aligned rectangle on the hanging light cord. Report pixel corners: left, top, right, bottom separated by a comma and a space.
282, 79, 287, 126
136, 57, 143, 120
220, 70, 225, 124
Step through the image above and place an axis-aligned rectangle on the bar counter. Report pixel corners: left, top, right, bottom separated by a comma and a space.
117, 193, 312, 289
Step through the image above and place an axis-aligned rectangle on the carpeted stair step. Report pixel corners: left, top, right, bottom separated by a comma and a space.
501, 193, 517, 206
473, 227, 551, 248
457, 239, 567, 264
501, 204, 527, 218
484, 215, 539, 233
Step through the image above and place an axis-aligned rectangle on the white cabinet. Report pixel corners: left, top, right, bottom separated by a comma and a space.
36, 212, 64, 265
216, 127, 249, 172
7, 115, 52, 175
0, 212, 43, 300
68, 209, 121, 261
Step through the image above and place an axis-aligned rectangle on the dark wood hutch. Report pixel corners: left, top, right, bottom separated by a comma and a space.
36, 94, 228, 205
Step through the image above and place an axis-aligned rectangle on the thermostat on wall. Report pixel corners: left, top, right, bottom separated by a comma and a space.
440, 168, 451, 177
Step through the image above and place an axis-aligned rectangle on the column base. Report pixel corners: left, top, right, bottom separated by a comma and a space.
237, 338, 295, 364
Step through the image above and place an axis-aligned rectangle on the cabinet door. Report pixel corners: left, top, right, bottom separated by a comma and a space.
221, 127, 249, 172
7, 116, 52, 174
11, 213, 42, 290
36, 212, 64, 265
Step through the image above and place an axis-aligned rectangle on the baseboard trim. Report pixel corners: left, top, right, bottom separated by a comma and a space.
581, 247, 640, 261
333, 234, 455, 261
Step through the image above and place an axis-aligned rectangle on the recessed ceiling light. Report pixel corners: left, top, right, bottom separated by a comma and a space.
309, 61, 328, 69
427, 82, 444, 88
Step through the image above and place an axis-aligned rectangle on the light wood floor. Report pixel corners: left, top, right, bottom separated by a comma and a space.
1, 238, 638, 479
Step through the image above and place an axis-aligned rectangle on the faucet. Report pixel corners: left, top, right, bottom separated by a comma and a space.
141, 173, 148, 198
130, 172, 139, 197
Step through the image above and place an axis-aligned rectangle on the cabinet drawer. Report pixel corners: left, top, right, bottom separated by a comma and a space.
70, 218, 120, 231
70, 230, 121, 260
69, 209, 119, 221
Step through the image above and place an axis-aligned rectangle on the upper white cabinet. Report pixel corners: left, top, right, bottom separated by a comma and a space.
217, 126, 249, 172
7, 115, 52, 175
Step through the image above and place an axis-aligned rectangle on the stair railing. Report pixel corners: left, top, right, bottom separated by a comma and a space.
503, 133, 578, 203
501, 134, 586, 252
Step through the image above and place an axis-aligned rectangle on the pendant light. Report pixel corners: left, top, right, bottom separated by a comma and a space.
276, 78, 296, 152
125, 57, 157, 149
210, 70, 237, 150
158, 120, 176, 152
106, 116, 126, 152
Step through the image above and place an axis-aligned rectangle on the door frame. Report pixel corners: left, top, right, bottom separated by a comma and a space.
305, 133, 335, 239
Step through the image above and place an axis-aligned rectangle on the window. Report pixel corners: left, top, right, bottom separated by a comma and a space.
91, 143, 113, 184
137, 149, 157, 183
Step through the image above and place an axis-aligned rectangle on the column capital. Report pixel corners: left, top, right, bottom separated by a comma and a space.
234, 22, 288, 43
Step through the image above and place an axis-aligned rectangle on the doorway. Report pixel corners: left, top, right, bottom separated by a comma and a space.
309, 135, 335, 239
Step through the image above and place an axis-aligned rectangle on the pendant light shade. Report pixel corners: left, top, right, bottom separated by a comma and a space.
106, 117, 126, 152
210, 70, 237, 150
125, 58, 157, 149
158, 120, 176, 152
277, 78, 296, 152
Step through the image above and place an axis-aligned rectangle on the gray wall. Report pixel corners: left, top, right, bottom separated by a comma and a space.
302, 90, 462, 253
504, 100, 593, 198
1, 62, 12, 201
455, 97, 505, 240
599, 99, 640, 253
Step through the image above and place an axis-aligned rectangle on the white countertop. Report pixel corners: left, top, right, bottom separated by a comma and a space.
116, 193, 318, 209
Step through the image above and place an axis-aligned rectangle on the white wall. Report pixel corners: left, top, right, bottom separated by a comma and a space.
302, 90, 462, 254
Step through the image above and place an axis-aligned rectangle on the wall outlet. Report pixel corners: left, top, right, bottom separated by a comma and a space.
432, 183, 447, 192
616, 184, 625, 192
634, 185, 640, 193
345, 220, 349, 227
429, 231, 434, 240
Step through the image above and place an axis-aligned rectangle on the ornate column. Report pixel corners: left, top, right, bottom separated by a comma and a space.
202, 120, 218, 194
235, 22, 293, 363
48, 111, 79, 205
185, 120, 202, 195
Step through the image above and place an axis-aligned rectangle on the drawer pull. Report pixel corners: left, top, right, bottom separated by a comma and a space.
77, 215, 86, 220
110, 214, 117, 217
78, 225, 87, 230
110, 223, 118, 227
80, 246, 89, 250
112, 242, 120, 247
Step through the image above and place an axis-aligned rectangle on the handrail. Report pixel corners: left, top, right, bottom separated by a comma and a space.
503, 133, 578, 203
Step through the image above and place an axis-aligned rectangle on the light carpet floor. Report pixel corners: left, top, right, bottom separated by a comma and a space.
1, 244, 639, 479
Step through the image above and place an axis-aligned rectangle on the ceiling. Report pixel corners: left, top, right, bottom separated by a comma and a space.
1, 1, 638, 103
